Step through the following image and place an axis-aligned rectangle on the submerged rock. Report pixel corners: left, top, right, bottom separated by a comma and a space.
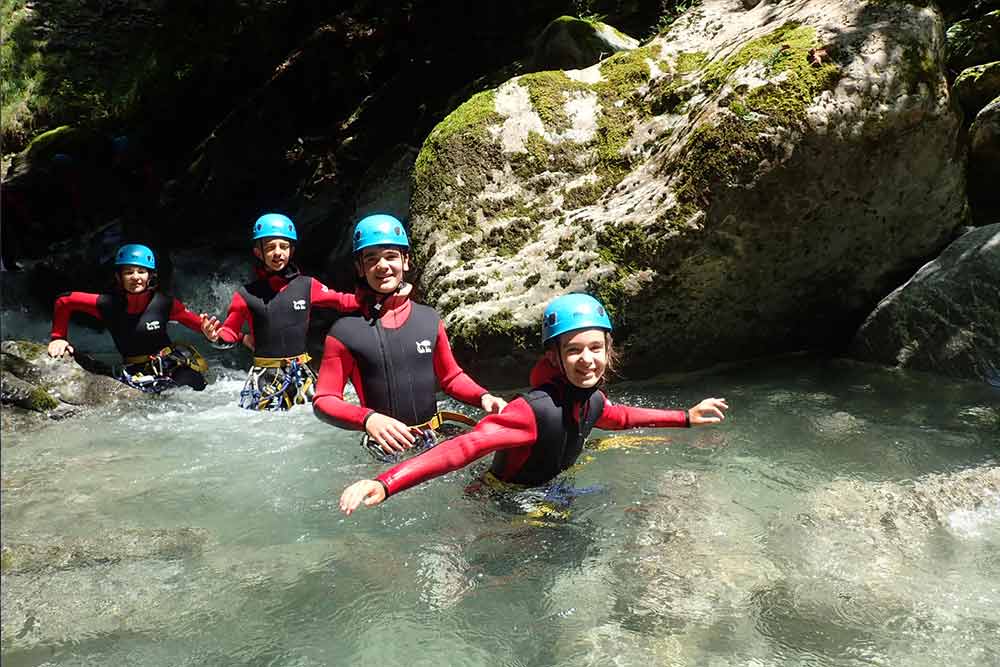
849, 224, 1000, 383
1, 528, 210, 574
410, 0, 966, 380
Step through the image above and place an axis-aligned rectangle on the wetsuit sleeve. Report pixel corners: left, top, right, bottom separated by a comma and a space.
169, 298, 204, 333
596, 396, 690, 430
217, 291, 250, 344
433, 322, 489, 405
312, 334, 374, 429
376, 399, 538, 497
309, 278, 360, 312
51, 292, 102, 339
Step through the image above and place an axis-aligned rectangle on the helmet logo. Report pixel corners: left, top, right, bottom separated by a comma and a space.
394, 226, 401, 236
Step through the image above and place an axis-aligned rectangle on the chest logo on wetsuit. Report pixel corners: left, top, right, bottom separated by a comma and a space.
292, 299, 306, 311
145, 320, 161, 331
415, 339, 432, 354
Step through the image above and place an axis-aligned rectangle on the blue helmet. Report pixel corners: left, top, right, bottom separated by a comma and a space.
252, 213, 297, 242
542, 293, 613, 344
352, 214, 410, 254
114, 244, 156, 270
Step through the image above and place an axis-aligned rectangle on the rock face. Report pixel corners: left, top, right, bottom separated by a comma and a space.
968, 96, 1000, 224
953, 61, 1000, 117
532, 16, 639, 71
1, 340, 140, 432
849, 224, 1000, 384
410, 0, 967, 379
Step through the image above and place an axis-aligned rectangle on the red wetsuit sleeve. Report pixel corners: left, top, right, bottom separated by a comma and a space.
217, 291, 251, 344
377, 399, 538, 497
51, 292, 102, 339
596, 397, 690, 430
169, 298, 204, 334
433, 321, 488, 406
312, 334, 374, 429
309, 278, 360, 312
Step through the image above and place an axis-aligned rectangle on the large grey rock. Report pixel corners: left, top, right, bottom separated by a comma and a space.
849, 224, 1000, 383
410, 0, 966, 380
532, 16, 639, 71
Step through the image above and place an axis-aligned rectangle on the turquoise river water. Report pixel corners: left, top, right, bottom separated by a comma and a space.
1, 306, 998, 666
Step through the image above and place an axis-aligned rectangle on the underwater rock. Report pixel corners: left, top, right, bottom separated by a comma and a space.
849, 224, 1000, 383
410, 0, 966, 380
1, 527, 210, 574
531, 16, 638, 71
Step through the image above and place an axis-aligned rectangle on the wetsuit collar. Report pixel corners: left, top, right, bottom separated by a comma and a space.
123, 290, 154, 314
255, 263, 301, 291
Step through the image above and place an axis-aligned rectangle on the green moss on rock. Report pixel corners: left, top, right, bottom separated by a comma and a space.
412, 90, 503, 232
518, 71, 589, 132
672, 22, 841, 204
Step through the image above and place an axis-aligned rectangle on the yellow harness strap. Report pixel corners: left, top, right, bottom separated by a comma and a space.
252, 353, 312, 368
412, 410, 478, 431
124, 354, 151, 364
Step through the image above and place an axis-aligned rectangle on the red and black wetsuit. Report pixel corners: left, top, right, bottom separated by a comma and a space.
216, 266, 359, 355
375, 358, 691, 497
312, 293, 489, 428
50, 290, 207, 390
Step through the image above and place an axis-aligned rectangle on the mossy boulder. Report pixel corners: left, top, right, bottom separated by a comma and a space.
953, 61, 1000, 116
849, 224, 1000, 384
532, 16, 639, 71
945, 10, 1000, 74
410, 0, 966, 381
968, 96, 1000, 224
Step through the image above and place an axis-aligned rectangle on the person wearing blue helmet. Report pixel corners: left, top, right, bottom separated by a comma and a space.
313, 213, 508, 459
203, 213, 361, 410
338, 293, 729, 514
47, 243, 216, 392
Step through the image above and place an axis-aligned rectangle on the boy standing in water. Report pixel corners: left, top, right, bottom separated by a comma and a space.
339, 293, 728, 513
203, 213, 360, 410
48, 243, 215, 392
312, 213, 507, 456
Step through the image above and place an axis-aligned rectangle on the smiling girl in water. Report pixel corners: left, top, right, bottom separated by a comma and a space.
339, 293, 728, 514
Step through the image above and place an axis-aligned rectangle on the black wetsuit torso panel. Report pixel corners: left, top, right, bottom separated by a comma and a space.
327, 303, 440, 426
239, 275, 312, 358
490, 383, 605, 486
97, 291, 173, 358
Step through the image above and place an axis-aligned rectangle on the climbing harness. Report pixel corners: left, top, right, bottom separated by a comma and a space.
360, 410, 477, 463
118, 344, 208, 394
239, 354, 315, 411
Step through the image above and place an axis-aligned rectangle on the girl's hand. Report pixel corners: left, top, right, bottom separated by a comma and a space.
47, 339, 73, 358
480, 393, 507, 414
200, 314, 221, 342
689, 398, 728, 425
340, 480, 387, 515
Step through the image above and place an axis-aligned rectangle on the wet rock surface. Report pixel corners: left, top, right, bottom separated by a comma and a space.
1, 340, 140, 432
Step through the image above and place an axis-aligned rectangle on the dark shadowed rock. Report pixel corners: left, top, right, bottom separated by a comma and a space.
532, 16, 638, 71
968, 96, 1000, 224
849, 224, 1000, 383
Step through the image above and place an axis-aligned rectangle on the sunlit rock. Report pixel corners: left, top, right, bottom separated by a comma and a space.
411, 0, 966, 378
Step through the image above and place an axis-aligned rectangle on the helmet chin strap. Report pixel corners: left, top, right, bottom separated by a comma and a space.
371, 281, 407, 319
